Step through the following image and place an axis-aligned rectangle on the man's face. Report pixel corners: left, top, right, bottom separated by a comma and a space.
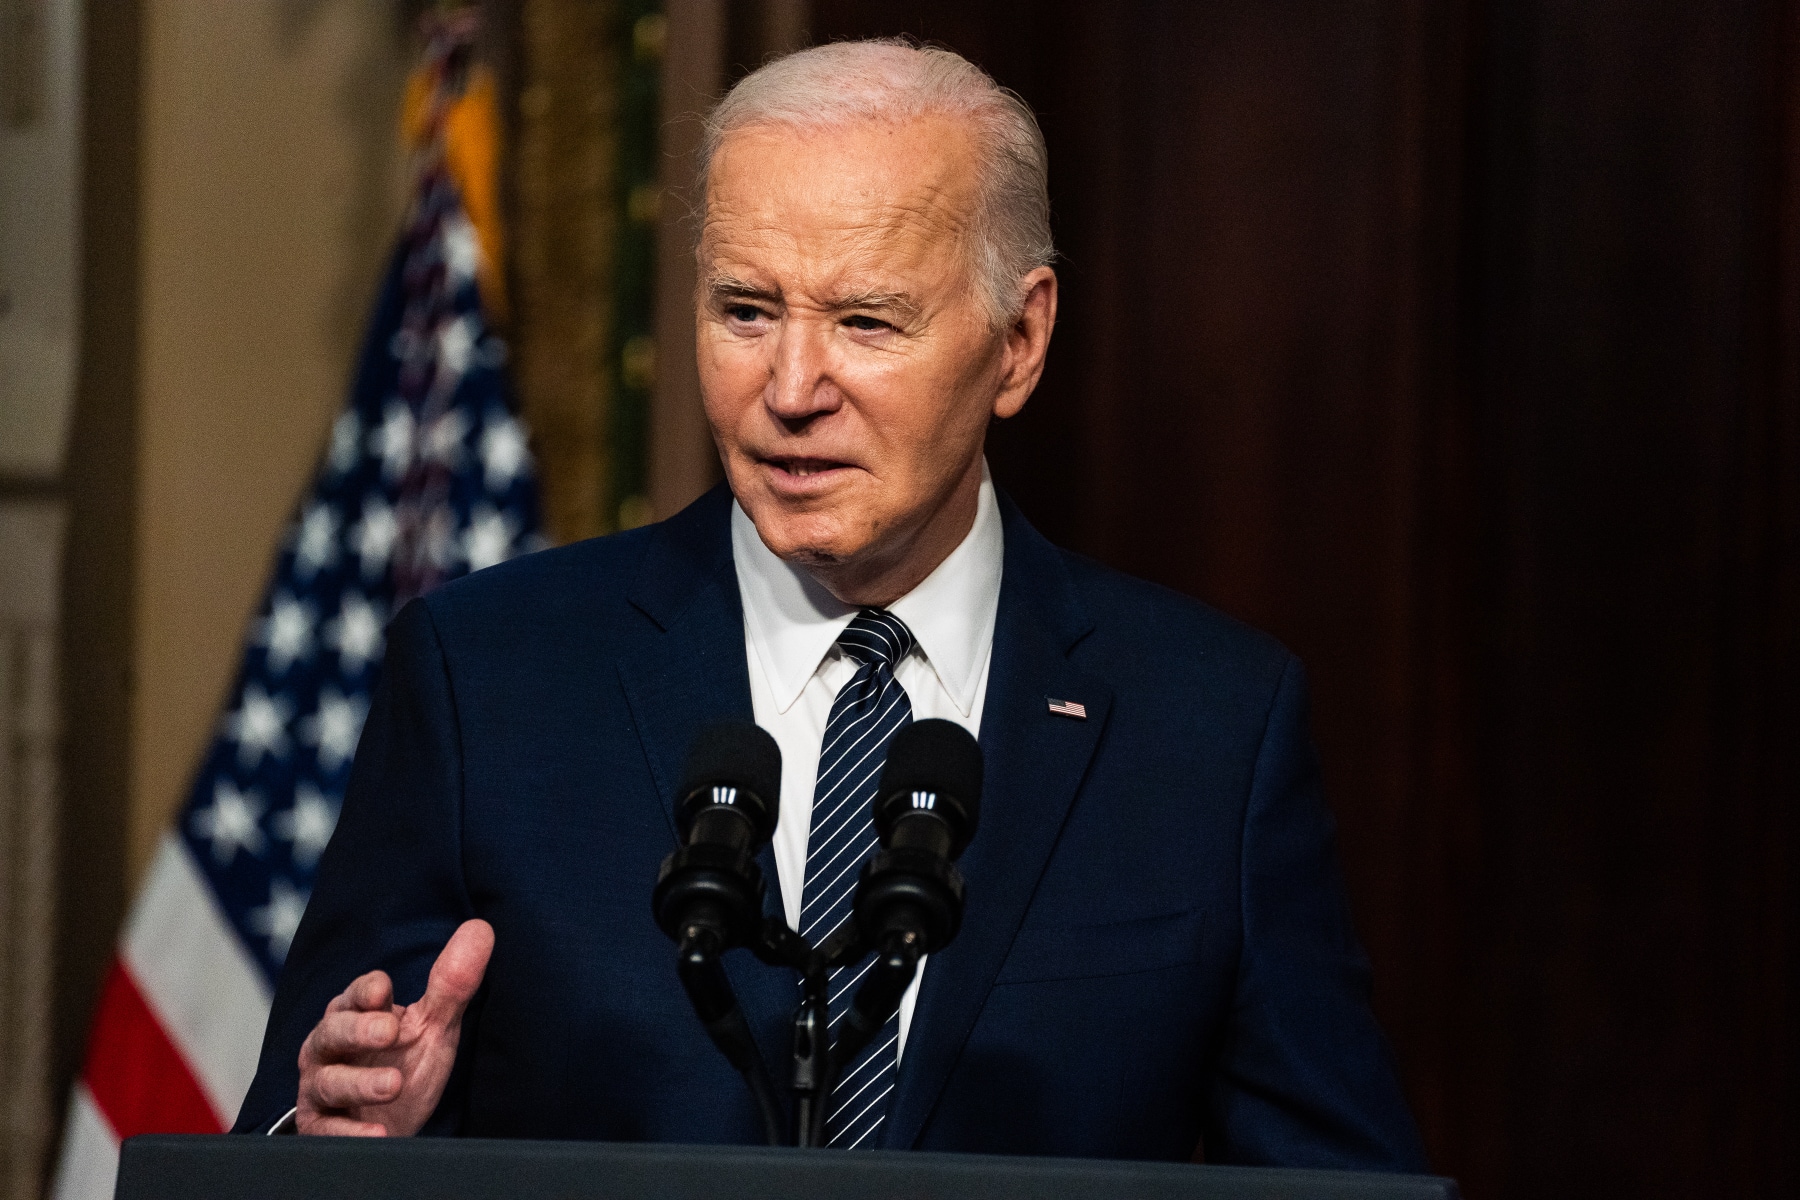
697, 114, 1045, 597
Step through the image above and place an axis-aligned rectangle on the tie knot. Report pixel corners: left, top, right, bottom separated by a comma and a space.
838, 608, 915, 668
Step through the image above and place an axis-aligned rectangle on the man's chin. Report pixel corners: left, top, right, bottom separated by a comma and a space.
743, 504, 862, 569
756, 523, 857, 569
784, 546, 849, 569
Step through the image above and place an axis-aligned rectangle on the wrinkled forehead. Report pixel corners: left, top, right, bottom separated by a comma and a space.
698, 115, 983, 277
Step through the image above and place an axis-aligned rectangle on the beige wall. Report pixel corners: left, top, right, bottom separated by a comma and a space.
128, 0, 411, 888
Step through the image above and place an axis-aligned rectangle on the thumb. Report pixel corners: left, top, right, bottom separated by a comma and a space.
415, 918, 494, 1027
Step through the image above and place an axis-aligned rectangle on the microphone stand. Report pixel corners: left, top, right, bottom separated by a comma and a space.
750, 918, 837, 1146
672, 921, 787, 1146
792, 959, 832, 1145
742, 915, 921, 1147
673, 910, 923, 1148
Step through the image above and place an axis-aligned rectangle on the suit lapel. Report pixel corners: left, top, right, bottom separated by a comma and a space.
617, 486, 748, 821
615, 484, 795, 1073
886, 494, 1111, 1149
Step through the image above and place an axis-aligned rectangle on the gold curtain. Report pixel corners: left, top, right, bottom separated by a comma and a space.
506, 0, 809, 544
510, 0, 621, 546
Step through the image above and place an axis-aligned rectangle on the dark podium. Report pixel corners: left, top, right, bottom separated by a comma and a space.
116, 1136, 1459, 1200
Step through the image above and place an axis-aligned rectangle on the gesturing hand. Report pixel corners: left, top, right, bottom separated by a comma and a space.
295, 918, 494, 1136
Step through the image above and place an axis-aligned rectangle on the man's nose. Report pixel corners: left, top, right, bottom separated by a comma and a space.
764, 318, 841, 421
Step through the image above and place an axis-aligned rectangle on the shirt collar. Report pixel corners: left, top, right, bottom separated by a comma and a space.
730, 462, 1005, 716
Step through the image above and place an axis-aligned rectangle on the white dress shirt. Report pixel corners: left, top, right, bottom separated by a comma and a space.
730, 463, 1004, 1059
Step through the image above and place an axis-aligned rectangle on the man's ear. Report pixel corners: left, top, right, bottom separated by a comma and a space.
993, 267, 1059, 420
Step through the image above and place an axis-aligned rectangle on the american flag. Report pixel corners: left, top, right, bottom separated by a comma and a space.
51, 116, 539, 1195
1047, 698, 1088, 720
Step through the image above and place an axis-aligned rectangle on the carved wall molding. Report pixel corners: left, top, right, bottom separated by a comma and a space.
0, 500, 63, 1197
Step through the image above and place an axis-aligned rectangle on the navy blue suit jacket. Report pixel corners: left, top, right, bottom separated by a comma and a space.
236, 484, 1425, 1169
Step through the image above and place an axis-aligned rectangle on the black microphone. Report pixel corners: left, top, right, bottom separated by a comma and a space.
651, 721, 787, 1145
652, 721, 782, 950
852, 718, 983, 953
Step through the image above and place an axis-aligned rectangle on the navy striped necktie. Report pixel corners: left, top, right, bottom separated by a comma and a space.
798, 607, 915, 1148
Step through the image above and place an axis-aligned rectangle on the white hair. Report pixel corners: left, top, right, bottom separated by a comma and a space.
698, 38, 1055, 328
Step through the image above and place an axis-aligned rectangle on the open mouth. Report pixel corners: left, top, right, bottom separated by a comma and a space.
762, 456, 855, 484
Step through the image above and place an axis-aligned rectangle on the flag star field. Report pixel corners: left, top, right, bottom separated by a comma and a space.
180, 173, 543, 985
51, 157, 545, 1200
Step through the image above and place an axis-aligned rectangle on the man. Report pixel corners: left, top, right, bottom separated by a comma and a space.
236, 40, 1426, 1168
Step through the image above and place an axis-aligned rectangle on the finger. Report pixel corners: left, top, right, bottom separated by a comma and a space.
336, 970, 395, 1013
300, 1114, 389, 1138
415, 919, 494, 1026
311, 1063, 403, 1110
305, 1009, 400, 1062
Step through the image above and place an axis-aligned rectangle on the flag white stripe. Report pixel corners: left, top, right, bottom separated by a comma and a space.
122, 835, 273, 1124
50, 1084, 120, 1200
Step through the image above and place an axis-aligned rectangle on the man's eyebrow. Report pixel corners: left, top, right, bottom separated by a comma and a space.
828, 290, 922, 319
703, 276, 921, 320
705, 274, 779, 303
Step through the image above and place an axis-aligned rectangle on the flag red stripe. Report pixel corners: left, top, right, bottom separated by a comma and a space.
82, 959, 225, 1138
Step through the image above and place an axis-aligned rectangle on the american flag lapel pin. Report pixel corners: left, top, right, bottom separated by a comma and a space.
1046, 697, 1088, 720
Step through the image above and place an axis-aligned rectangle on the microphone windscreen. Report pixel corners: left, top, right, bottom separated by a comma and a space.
879, 719, 983, 835
678, 722, 782, 839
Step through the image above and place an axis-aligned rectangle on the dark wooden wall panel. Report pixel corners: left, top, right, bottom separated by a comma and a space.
811, 3, 1797, 1198
1456, 2, 1798, 1194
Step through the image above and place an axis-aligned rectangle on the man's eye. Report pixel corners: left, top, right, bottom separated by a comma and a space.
842, 314, 889, 332
726, 304, 765, 322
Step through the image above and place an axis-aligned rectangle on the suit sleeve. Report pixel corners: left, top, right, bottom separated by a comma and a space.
1203, 655, 1428, 1171
231, 597, 478, 1134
